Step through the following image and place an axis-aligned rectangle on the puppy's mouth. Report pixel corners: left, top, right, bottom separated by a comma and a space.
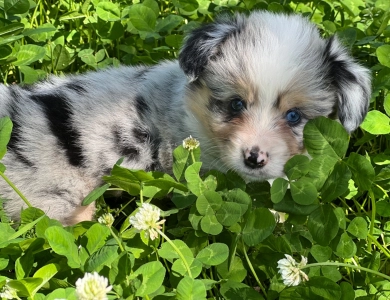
240, 164, 274, 182
239, 169, 275, 182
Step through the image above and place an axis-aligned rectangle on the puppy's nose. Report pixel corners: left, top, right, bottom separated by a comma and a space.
244, 146, 268, 169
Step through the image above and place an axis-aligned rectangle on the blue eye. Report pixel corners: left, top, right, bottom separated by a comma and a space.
231, 98, 245, 112
286, 109, 301, 124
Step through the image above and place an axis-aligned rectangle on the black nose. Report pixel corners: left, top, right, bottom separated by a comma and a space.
247, 150, 259, 164
244, 147, 268, 169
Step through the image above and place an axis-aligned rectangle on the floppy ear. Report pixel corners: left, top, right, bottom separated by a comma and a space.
324, 36, 371, 133
178, 15, 242, 82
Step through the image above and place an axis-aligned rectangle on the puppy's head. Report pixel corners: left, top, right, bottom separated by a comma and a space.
179, 12, 371, 181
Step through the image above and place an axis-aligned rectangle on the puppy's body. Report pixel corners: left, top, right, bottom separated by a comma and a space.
1, 63, 190, 224
1, 12, 371, 224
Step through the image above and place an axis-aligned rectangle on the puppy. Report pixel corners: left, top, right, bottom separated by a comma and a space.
0, 12, 371, 225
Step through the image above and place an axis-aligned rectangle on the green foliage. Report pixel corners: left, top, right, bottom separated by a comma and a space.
0, 0, 389, 299
0, 114, 389, 298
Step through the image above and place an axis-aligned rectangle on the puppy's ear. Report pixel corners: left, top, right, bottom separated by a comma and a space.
179, 15, 242, 82
324, 36, 371, 133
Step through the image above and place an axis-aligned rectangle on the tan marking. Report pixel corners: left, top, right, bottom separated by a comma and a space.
187, 86, 217, 138
277, 89, 312, 112
65, 204, 95, 225
276, 120, 302, 154
234, 78, 259, 106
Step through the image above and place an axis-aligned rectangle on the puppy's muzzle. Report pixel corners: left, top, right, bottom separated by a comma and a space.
244, 146, 268, 169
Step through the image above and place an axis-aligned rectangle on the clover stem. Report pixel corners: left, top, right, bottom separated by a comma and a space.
190, 150, 196, 164
30, 0, 41, 27
156, 228, 193, 278
114, 197, 135, 218
242, 243, 267, 297
140, 183, 144, 204
0, 171, 32, 208
367, 233, 390, 259
367, 188, 376, 252
109, 227, 125, 252
301, 262, 390, 281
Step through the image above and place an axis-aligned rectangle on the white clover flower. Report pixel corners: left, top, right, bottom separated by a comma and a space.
75, 272, 112, 300
277, 254, 309, 286
0, 281, 19, 299
98, 213, 115, 227
130, 203, 166, 240
183, 135, 200, 151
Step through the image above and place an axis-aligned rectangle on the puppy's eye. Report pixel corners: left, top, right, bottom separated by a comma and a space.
230, 98, 245, 112
286, 109, 301, 125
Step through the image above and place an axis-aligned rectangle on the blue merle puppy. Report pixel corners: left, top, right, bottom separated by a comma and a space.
1, 11, 371, 225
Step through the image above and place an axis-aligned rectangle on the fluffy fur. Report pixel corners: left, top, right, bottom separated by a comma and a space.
1, 12, 371, 224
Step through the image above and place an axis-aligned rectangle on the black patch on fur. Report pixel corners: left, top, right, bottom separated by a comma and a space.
50, 188, 73, 198
208, 96, 226, 114
323, 37, 363, 125
134, 67, 150, 79
30, 93, 85, 167
327, 60, 357, 85
119, 145, 139, 158
135, 95, 151, 117
188, 79, 204, 92
179, 15, 243, 80
274, 94, 282, 109
150, 134, 161, 162
8, 86, 19, 101
131, 123, 162, 170
133, 122, 164, 169
208, 96, 245, 122
20, 84, 34, 92
113, 128, 140, 159
65, 82, 87, 94
7, 89, 35, 167
8, 117, 34, 167
324, 37, 358, 87
145, 127, 163, 171
132, 126, 150, 144
102, 168, 112, 175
